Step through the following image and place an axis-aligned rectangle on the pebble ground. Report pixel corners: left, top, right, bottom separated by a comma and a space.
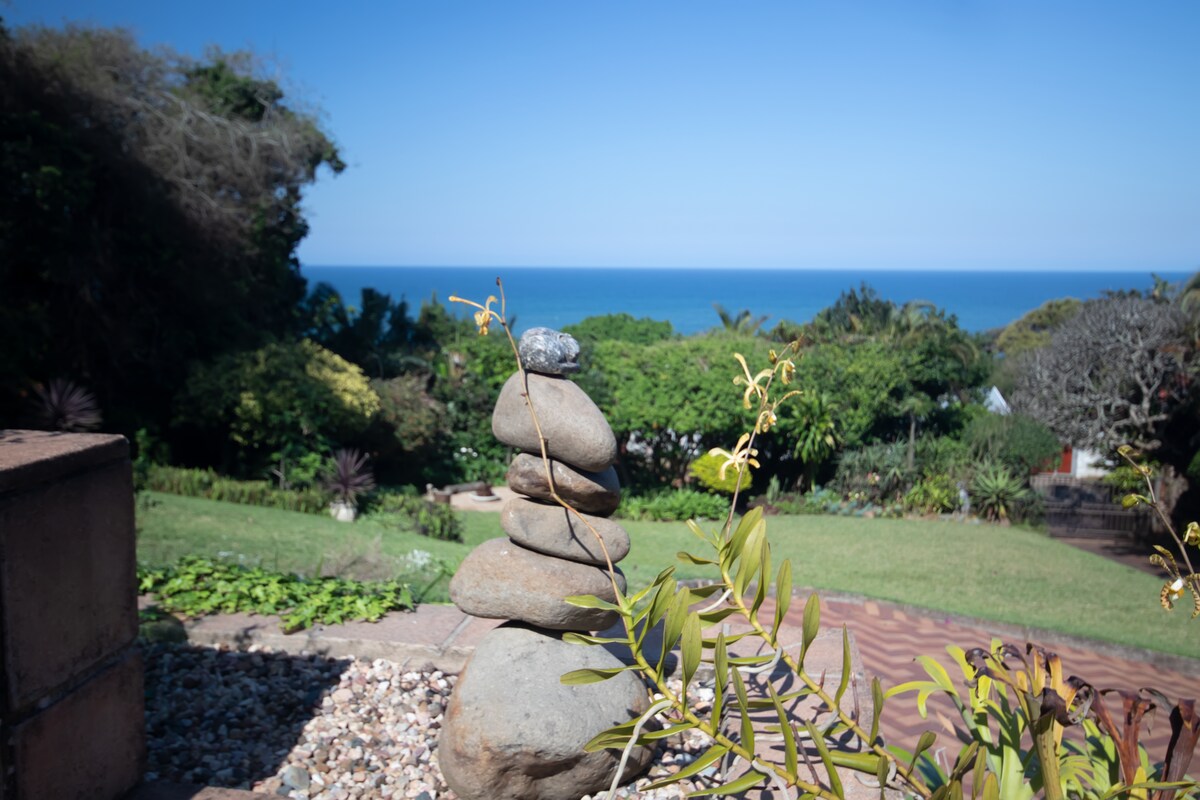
143, 642, 713, 800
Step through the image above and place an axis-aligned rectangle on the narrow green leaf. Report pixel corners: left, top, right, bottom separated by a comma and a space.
733, 523, 765, 597
828, 750, 886, 774
971, 744, 987, 797
697, 607, 739, 625
564, 594, 620, 610
800, 593, 820, 663
908, 730, 936, 776
772, 558, 793, 641
752, 538, 771, 616
805, 721, 843, 798
869, 677, 883, 744
646, 580, 675, 630
686, 519, 715, 545
686, 768, 768, 797
657, 588, 692, 675
560, 666, 633, 685
714, 631, 729, 691
681, 612, 702, 692
728, 505, 764, 555
641, 744, 729, 790
676, 551, 718, 566
768, 683, 799, 780
561, 632, 631, 646
732, 669, 755, 753
712, 631, 726, 725
835, 625, 852, 706
980, 773, 999, 800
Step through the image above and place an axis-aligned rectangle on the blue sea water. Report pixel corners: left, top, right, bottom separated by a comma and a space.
301, 266, 1193, 336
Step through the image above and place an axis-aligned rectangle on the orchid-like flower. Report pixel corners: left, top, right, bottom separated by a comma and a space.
732, 353, 773, 410
449, 294, 500, 336
708, 433, 760, 481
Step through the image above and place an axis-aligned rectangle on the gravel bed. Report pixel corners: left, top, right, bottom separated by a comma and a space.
142, 641, 715, 800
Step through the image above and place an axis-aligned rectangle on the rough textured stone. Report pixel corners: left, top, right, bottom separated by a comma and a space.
501, 497, 630, 566
518, 327, 581, 375
506, 453, 620, 514
450, 538, 625, 630
492, 372, 617, 472
440, 624, 653, 800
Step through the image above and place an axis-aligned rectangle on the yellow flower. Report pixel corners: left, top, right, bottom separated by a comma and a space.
708, 433, 760, 481
450, 294, 500, 336
732, 353, 772, 409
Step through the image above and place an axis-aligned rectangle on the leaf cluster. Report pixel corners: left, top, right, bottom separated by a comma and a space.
138, 555, 413, 633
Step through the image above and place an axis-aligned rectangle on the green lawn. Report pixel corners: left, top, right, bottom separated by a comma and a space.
137, 493, 1200, 659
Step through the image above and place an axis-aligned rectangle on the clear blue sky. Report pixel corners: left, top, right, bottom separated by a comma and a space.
6, 1, 1199, 271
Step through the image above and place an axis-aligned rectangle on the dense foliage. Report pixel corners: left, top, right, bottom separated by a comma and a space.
0, 24, 342, 433
138, 556, 413, 633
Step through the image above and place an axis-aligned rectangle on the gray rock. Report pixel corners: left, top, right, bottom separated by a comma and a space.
518, 327, 581, 375
502, 497, 630, 566
492, 372, 617, 472
281, 764, 311, 790
506, 453, 620, 514
450, 538, 625, 630
439, 624, 653, 800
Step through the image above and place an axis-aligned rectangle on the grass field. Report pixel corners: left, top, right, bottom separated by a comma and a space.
137, 492, 1200, 659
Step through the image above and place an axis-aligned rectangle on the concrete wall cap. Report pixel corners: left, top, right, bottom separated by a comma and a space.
0, 429, 128, 494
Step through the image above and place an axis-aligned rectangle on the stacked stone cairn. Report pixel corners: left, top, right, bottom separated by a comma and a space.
440, 327, 654, 800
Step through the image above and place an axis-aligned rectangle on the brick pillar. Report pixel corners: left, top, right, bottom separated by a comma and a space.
0, 430, 144, 799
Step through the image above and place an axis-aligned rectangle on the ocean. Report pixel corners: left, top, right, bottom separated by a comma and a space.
301, 266, 1193, 336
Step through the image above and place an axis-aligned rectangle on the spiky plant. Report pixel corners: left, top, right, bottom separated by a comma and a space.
34, 379, 103, 431
323, 448, 376, 506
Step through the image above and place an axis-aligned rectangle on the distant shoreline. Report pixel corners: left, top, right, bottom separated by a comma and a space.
303, 265, 1193, 336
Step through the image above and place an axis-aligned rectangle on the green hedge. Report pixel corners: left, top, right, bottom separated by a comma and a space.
144, 465, 330, 514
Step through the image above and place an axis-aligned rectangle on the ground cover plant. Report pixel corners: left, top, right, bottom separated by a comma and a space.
138, 556, 413, 633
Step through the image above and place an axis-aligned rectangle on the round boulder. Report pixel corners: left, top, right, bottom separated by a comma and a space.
506, 453, 621, 515
449, 538, 625, 630
492, 372, 617, 472
439, 623, 654, 800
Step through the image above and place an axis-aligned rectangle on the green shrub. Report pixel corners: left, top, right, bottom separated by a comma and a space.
615, 488, 729, 522
138, 555, 413, 632
362, 490, 463, 542
903, 473, 959, 514
687, 451, 751, 495
964, 412, 1061, 475
145, 465, 329, 513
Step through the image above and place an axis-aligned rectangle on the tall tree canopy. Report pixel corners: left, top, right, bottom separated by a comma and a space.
1011, 295, 1191, 452
0, 23, 343, 432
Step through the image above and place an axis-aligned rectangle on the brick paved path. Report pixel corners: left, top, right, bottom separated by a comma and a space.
775, 592, 1200, 767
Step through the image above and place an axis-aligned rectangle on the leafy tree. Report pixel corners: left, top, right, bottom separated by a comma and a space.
712, 304, 769, 336
995, 298, 1083, 356
303, 284, 423, 378
587, 336, 767, 487
0, 23, 342, 436
174, 340, 379, 476
802, 283, 899, 341
563, 313, 674, 346
1011, 296, 1191, 452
